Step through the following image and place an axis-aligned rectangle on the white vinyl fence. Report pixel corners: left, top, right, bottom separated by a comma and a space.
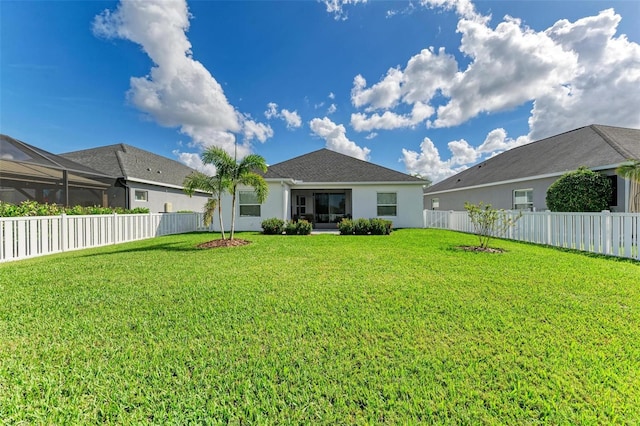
424, 210, 640, 260
0, 213, 210, 263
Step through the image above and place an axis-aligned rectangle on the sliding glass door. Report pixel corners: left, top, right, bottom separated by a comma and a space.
314, 193, 345, 224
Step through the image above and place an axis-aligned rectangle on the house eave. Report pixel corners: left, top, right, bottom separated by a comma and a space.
125, 176, 209, 195
265, 178, 426, 187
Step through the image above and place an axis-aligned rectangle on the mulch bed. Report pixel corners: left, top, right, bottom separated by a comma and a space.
197, 239, 251, 249
457, 245, 505, 253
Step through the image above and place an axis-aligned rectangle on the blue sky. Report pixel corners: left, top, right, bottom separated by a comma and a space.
2, 0, 639, 182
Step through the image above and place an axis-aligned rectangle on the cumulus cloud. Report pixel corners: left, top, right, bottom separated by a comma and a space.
93, 0, 272, 165
529, 9, 640, 139
264, 102, 302, 129
402, 137, 469, 183
173, 150, 217, 175
321, 0, 367, 20
402, 128, 530, 183
309, 117, 371, 160
347, 2, 639, 181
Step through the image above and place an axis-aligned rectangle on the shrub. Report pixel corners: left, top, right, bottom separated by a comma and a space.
464, 202, 521, 249
353, 218, 371, 235
261, 218, 285, 235
546, 167, 613, 212
0, 201, 149, 217
296, 219, 313, 235
370, 218, 392, 235
338, 218, 354, 235
284, 221, 298, 235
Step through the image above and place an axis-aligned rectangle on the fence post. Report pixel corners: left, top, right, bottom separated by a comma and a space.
60, 213, 67, 252
602, 210, 611, 255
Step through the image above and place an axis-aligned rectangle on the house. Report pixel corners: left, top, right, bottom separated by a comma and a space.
0, 134, 114, 207
424, 125, 640, 212
61, 144, 209, 213
227, 149, 428, 231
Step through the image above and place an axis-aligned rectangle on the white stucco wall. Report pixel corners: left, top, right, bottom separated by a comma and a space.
202, 181, 425, 232
351, 184, 425, 228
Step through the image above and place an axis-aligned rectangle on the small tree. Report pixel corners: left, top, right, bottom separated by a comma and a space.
616, 159, 640, 212
546, 166, 612, 212
183, 170, 230, 240
464, 202, 521, 249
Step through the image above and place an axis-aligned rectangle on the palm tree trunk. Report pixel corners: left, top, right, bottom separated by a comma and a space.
217, 197, 226, 240
230, 191, 237, 240
631, 179, 640, 213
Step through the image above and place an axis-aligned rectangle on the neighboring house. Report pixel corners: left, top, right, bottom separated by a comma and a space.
225, 149, 428, 231
1, 134, 114, 207
424, 124, 640, 212
61, 144, 209, 213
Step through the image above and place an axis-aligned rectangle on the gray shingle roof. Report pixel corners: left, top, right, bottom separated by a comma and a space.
263, 149, 426, 183
426, 124, 640, 194
61, 144, 197, 188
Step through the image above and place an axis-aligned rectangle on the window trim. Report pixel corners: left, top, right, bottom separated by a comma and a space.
513, 188, 533, 210
239, 190, 261, 217
134, 190, 148, 202
376, 192, 397, 217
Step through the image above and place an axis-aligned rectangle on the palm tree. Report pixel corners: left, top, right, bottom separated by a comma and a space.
616, 160, 640, 213
189, 146, 269, 240
224, 152, 269, 240
183, 170, 230, 240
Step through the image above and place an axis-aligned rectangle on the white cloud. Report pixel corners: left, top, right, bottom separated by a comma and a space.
265, 102, 279, 119
281, 109, 302, 129
172, 150, 217, 175
402, 137, 468, 183
309, 117, 371, 160
431, 15, 579, 128
528, 8, 640, 139
328, 92, 335, 99
351, 102, 433, 132
401, 127, 530, 183
93, 0, 272, 166
321, 0, 367, 20
327, 103, 337, 114
242, 117, 274, 143
264, 102, 302, 129
365, 132, 378, 140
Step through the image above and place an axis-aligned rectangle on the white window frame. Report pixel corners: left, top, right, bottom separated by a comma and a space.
513, 189, 533, 210
431, 198, 440, 210
376, 192, 397, 217
239, 191, 261, 217
134, 190, 148, 202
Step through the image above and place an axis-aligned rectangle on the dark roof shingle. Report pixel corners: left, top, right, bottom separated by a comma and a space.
264, 149, 426, 183
61, 144, 197, 188
426, 124, 640, 193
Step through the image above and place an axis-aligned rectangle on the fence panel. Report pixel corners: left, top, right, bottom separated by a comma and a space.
424, 210, 640, 261
0, 213, 205, 263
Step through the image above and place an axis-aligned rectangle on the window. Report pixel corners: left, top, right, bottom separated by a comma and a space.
608, 175, 618, 206
431, 198, 440, 210
239, 191, 261, 216
377, 192, 397, 216
513, 189, 533, 210
134, 190, 148, 202
296, 195, 306, 215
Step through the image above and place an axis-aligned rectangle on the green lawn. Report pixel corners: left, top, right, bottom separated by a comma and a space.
1, 229, 639, 424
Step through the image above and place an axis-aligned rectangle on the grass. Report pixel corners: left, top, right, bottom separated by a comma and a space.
1, 229, 639, 424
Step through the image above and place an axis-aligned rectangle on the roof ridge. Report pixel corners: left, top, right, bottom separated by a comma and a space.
590, 124, 635, 159
114, 150, 128, 178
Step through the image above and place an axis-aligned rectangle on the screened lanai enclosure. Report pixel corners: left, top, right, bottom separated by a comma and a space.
0, 134, 115, 207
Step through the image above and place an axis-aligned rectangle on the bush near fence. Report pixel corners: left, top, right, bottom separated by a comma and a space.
424, 209, 640, 260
